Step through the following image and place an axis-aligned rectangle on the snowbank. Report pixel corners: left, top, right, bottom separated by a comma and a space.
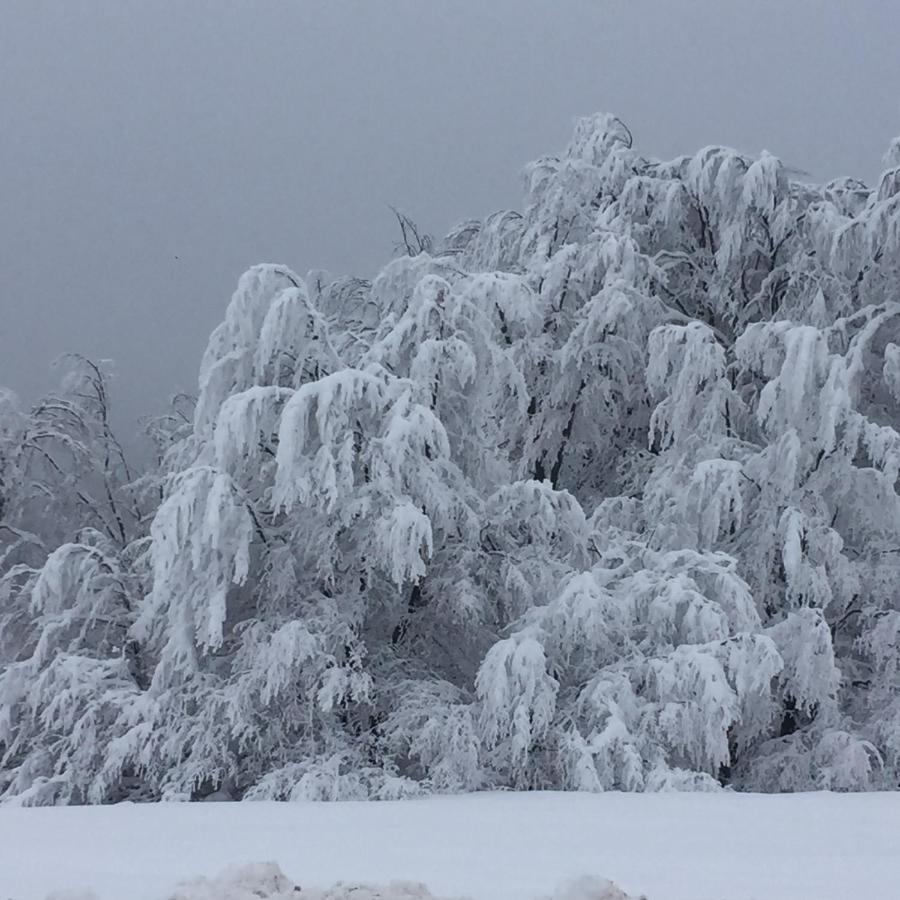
44, 862, 641, 900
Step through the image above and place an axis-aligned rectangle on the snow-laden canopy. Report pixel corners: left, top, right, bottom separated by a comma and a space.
4, 114, 900, 802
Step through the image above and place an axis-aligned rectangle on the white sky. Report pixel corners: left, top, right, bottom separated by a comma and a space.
2, 0, 898, 439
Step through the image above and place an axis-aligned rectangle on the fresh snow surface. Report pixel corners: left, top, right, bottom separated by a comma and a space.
2, 792, 898, 900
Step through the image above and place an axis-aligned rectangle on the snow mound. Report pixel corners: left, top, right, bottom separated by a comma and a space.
300, 883, 463, 900
165, 862, 298, 900
541, 878, 646, 900
164, 864, 466, 900
49, 862, 646, 900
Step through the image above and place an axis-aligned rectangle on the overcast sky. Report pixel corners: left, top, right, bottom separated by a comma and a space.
2, 0, 899, 442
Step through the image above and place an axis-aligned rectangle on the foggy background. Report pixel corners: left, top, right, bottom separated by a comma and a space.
2, 0, 899, 448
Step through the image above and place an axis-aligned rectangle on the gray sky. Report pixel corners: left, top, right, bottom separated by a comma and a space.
2, 0, 899, 443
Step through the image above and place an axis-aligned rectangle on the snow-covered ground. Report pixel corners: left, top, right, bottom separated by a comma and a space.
2, 791, 898, 900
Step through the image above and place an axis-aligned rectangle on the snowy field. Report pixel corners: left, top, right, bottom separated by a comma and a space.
2, 791, 899, 900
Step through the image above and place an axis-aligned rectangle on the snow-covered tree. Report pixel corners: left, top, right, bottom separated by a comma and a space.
0, 358, 150, 803
5, 112, 900, 801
